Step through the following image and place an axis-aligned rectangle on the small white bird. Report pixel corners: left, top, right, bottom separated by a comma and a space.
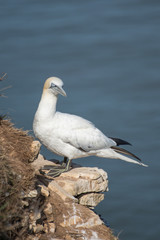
33, 77, 147, 177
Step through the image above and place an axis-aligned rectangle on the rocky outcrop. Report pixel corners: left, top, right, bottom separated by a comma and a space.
29, 149, 117, 240
0, 118, 117, 240
32, 153, 108, 208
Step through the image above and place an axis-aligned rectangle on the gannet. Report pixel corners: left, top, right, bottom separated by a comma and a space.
33, 77, 147, 177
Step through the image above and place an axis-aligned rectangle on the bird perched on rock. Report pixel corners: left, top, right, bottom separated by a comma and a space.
33, 77, 147, 177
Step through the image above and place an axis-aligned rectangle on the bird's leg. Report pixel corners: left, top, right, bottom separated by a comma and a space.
61, 156, 68, 167
41, 158, 72, 178
66, 158, 72, 171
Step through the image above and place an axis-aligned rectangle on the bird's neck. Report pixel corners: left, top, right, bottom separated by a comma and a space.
36, 91, 57, 120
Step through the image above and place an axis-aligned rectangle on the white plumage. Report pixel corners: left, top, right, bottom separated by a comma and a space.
33, 77, 147, 177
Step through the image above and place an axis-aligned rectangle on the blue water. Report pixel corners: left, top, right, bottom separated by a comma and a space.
1, 1, 160, 239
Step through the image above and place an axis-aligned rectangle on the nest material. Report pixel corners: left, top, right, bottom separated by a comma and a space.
0, 119, 36, 239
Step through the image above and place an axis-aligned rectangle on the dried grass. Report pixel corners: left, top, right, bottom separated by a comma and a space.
0, 119, 36, 239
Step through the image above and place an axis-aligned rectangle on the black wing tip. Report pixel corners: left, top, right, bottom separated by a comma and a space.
110, 137, 132, 146
111, 146, 141, 162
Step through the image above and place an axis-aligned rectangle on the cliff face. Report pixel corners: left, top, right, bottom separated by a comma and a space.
0, 119, 117, 240
0, 119, 36, 237
31, 154, 113, 240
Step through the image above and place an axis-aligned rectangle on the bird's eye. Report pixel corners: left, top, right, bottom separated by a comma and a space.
50, 83, 56, 88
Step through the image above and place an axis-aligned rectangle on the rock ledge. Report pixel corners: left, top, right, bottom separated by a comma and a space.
29, 145, 116, 240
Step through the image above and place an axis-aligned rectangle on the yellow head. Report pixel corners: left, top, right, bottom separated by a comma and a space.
43, 77, 66, 97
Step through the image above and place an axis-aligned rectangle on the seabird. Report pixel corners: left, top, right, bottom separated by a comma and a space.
33, 77, 147, 177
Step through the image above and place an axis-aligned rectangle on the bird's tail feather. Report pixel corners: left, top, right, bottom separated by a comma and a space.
97, 147, 148, 167
111, 146, 141, 161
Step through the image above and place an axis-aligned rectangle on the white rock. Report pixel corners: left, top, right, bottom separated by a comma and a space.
79, 193, 104, 207
27, 190, 38, 198
48, 181, 77, 202
40, 185, 49, 197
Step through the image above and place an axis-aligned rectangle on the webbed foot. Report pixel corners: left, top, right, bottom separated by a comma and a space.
40, 158, 72, 178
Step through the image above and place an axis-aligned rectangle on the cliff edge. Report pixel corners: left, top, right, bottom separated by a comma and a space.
0, 119, 117, 240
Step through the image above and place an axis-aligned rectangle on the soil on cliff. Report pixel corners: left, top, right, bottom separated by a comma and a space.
0, 119, 117, 240
0, 119, 36, 239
